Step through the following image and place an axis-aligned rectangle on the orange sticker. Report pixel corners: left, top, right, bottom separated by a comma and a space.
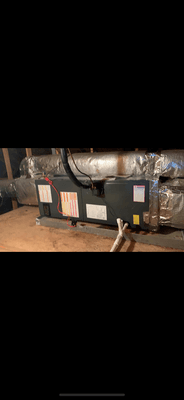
60, 192, 79, 218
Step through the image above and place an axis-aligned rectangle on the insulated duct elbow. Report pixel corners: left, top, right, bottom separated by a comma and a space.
60, 148, 90, 189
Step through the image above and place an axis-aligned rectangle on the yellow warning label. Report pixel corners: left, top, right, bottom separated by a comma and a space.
133, 215, 140, 225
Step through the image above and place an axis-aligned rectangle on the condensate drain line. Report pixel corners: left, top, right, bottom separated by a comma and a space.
110, 219, 129, 252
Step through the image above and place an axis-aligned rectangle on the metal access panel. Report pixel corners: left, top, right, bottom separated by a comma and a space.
82, 178, 150, 229
35, 177, 150, 230
35, 177, 84, 221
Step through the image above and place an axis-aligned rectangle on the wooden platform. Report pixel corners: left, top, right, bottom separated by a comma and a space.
0, 206, 184, 252
37, 215, 184, 250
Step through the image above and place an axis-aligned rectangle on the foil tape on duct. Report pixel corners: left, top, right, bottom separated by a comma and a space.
159, 179, 184, 229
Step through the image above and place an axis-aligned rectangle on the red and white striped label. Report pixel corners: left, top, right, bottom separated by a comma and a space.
60, 192, 79, 218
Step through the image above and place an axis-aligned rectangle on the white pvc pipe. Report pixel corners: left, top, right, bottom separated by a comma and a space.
110, 219, 129, 252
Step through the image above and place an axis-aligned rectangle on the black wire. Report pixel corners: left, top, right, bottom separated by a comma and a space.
67, 148, 95, 189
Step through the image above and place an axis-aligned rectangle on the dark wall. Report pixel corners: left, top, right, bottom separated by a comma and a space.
66, 147, 184, 154
0, 148, 26, 179
0, 148, 52, 179
0, 148, 52, 215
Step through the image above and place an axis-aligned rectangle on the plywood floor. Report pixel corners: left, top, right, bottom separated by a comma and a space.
0, 206, 183, 252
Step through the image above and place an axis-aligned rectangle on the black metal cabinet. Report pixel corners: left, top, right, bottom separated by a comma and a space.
36, 177, 150, 230
103, 179, 150, 229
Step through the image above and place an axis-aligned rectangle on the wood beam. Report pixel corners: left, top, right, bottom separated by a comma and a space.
26, 148, 32, 157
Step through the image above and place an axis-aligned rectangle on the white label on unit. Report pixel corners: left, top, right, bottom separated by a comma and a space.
38, 185, 53, 203
86, 204, 107, 221
133, 185, 145, 203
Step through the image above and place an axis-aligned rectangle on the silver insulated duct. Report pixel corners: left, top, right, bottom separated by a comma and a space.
18, 150, 184, 180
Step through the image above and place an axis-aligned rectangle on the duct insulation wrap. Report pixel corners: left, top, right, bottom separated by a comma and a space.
159, 179, 184, 229
19, 150, 184, 180
19, 155, 63, 178
65, 150, 184, 179
148, 179, 160, 231
14, 177, 38, 205
65, 151, 151, 179
0, 177, 38, 206
153, 150, 184, 178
